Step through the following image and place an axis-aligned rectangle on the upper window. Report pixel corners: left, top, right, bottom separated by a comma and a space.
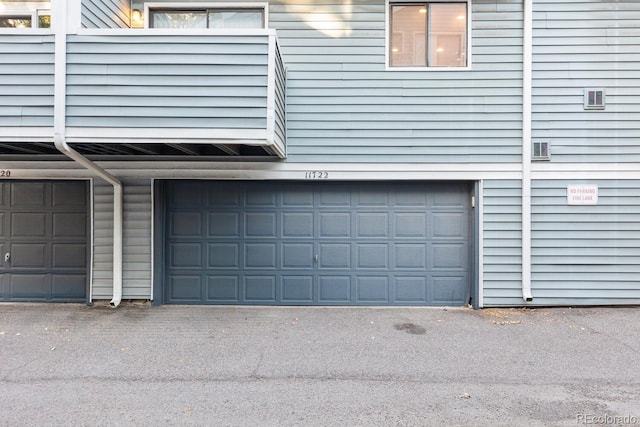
0, 10, 50, 28
150, 8, 264, 29
389, 2, 468, 68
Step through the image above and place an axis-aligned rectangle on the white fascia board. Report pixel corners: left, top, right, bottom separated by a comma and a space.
0, 127, 54, 140
76, 28, 276, 37
1, 162, 522, 181
532, 163, 640, 180
532, 163, 640, 173
65, 127, 267, 141
0, 28, 51, 35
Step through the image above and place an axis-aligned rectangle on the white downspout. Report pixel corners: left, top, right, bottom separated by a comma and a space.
53, 0, 123, 307
522, 0, 534, 302
53, 136, 123, 307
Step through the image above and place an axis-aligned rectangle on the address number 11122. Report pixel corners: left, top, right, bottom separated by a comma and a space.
304, 171, 329, 179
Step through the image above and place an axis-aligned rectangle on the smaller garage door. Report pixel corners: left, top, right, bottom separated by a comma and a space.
163, 181, 471, 306
0, 181, 88, 302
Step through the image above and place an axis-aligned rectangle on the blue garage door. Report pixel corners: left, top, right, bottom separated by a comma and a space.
0, 181, 88, 302
164, 181, 471, 306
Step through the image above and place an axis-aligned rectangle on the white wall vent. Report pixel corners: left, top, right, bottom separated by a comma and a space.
532, 141, 550, 160
584, 88, 605, 110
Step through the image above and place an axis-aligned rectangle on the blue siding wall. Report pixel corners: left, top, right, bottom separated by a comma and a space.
532, 1, 640, 162
530, 180, 640, 305
275, 0, 524, 163
0, 34, 54, 128
482, 179, 523, 306
83, 0, 130, 29
65, 34, 269, 131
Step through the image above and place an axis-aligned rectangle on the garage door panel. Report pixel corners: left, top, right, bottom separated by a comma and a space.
282, 243, 314, 268
206, 183, 241, 207
282, 276, 313, 302
207, 276, 239, 301
53, 183, 87, 207
10, 274, 48, 299
169, 183, 202, 208
394, 213, 426, 238
282, 186, 314, 207
318, 276, 351, 302
170, 243, 202, 268
395, 244, 427, 269
432, 212, 468, 239
357, 244, 389, 269
318, 186, 351, 207
245, 276, 276, 301
245, 243, 276, 268
168, 274, 203, 300
319, 243, 351, 269
432, 185, 468, 208
356, 188, 388, 207
11, 243, 47, 268
11, 213, 47, 237
356, 213, 388, 238
432, 243, 467, 270
209, 212, 240, 237
170, 212, 202, 237
53, 213, 86, 238
357, 276, 389, 303
320, 212, 350, 237
245, 212, 276, 237
395, 190, 427, 207
11, 182, 46, 208
246, 188, 276, 207
52, 244, 86, 268
394, 276, 427, 302
164, 181, 470, 306
432, 275, 468, 305
282, 212, 313, 237
208, 243, 240, 268
52, 275, 86, 300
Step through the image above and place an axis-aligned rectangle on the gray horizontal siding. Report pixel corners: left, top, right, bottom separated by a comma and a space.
83, 0, 130, 29
528, 179, 640, 305
532, 1, 640, 162
482, 179, 523, 307
271, 0, 524, 163
0, 35, 54, 128
92, 179, 152, 300
65, 34, 270, 130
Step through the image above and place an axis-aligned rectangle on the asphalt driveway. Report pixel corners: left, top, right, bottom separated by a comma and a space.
1, 303, 639, 426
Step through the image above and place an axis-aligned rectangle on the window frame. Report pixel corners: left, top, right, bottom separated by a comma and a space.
0, 9, 50, 29
385, 0, 471, 71
144, 2, 268, 29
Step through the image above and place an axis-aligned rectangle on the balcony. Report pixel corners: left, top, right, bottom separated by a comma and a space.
0, 30, 286, 158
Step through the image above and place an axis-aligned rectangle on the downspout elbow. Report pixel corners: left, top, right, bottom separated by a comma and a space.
53, 134, 123, 308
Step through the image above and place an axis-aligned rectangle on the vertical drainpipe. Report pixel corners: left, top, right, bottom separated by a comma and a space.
522, 0, 534, 302
53, 0, 123, 307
